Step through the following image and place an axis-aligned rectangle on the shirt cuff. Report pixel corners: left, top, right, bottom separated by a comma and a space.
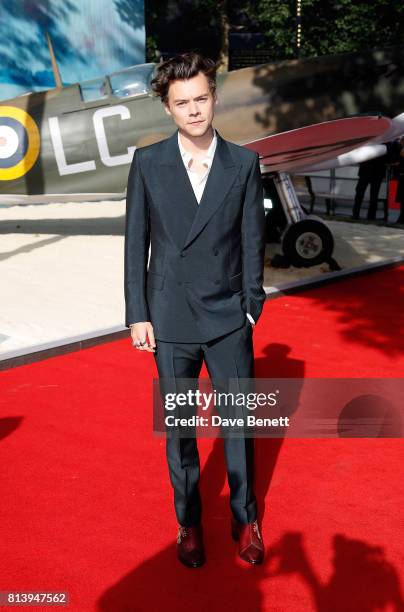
246, 312, 256, 325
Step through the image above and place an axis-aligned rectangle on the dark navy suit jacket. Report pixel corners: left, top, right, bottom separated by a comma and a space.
124, 127, 266, 343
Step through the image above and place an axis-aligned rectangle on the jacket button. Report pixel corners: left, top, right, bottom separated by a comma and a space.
177, 281, 183, 286
180, 252, 186, 257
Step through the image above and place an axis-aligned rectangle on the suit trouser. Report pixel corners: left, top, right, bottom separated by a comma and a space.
353, 176, 383, 219
153, 318, 257, 527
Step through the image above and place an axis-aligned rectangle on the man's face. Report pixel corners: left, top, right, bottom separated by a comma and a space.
164, 71, 217, 137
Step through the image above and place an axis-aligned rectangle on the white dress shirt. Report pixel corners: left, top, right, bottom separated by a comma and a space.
178, 128, 255, 327
177, 127, 217, 204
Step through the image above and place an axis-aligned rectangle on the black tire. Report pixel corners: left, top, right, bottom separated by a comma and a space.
281, 219, 334, 267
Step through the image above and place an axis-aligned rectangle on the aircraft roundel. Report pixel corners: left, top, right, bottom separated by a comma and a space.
0, 106, 40, 180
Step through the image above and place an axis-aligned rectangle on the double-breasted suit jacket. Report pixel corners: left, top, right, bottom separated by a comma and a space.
124, 127, 266, 343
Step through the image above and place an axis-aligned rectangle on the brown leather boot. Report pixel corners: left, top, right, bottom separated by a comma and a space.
231, 517, 265, 564
176, 524, 206, 568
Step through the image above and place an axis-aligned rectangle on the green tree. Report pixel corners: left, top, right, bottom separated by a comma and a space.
256, 0, 404, 60
145, 0, 404, 65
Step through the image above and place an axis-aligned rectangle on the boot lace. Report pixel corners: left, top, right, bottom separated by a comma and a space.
177, 526, 188, 543
252, 520, 262, 540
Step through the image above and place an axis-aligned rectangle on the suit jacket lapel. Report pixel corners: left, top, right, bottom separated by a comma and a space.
158, 128, 241, 251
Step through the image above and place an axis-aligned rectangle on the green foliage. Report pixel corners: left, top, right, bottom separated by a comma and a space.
145, 0, 404, 62
257, 0, 404, 60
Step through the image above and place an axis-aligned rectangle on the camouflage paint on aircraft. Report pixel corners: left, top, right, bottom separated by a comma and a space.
0, 45, 403, 200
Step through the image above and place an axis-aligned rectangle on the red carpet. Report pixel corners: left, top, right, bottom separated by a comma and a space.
1, 265, 403, 611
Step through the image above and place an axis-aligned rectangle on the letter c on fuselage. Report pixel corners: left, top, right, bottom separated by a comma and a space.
93, 105, 136, 167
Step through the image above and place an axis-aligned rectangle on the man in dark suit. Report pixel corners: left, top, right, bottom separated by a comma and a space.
124, 52, 266, 567
352, 152, 388, 220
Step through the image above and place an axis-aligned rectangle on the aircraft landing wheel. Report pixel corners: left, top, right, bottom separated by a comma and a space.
282, 219, 334, 267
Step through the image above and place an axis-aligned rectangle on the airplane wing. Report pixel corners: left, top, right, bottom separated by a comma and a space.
291, 112, 404, 173
242, 115, 392, 174
295, 142, 388, 173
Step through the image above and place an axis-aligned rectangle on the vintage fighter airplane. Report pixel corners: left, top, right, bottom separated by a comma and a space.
1, 42, 403, 266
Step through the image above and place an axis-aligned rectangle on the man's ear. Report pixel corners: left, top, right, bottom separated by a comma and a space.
164, 103, 172, 116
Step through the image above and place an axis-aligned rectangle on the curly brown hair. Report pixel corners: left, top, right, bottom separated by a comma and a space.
150, 51, 218, 105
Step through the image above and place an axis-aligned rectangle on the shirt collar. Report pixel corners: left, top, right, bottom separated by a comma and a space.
177, 128, 217, 167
